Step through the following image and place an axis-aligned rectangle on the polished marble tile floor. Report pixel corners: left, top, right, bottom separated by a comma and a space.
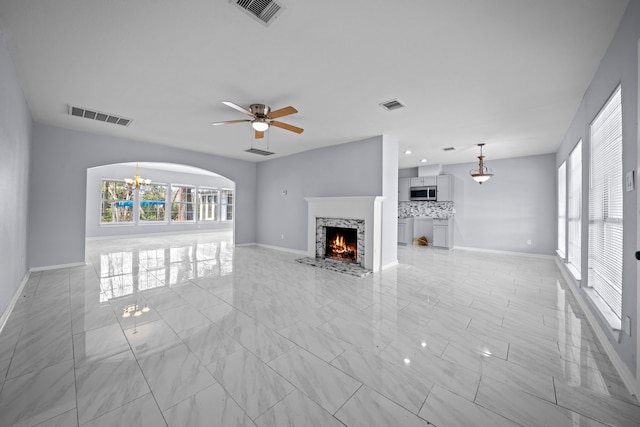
1, 231, 639, 426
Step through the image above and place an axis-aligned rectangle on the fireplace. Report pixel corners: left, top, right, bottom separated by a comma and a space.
305, 197, 382, 272
325, 227, 357, 263
315, 217, 365, 267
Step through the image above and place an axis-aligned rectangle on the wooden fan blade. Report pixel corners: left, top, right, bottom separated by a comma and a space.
222, 101, 254, 117
211, 119, 251, 126
267, 106, 298, 119
255, 130, 264, 139
271, 121, 304, 134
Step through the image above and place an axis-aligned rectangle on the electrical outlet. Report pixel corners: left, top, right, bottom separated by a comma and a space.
526, 239, 532, 245
280, 234, 284, 240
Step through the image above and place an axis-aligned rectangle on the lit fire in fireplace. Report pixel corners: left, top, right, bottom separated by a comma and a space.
326, 230, 357, 262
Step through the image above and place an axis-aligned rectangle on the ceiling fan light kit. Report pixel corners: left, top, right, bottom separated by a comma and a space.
251, 118, 270, 132
212, 101, 303, 139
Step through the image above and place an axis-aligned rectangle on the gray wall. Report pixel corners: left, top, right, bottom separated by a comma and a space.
555, 0, 639, 373
0, 33, 32, 316
85, 163, 234, 238
381, 136, 399, 267
444, 154, 557, 255
29, 123, 257, 269
255, 136, 398, 265
399, 153, 557, 256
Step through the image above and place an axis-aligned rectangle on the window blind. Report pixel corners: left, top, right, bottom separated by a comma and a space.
588, 86, 623, 320
557, 162, 566, 258
567, 140, 582, 277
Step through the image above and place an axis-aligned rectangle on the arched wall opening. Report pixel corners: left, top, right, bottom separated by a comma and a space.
85, 162, 236, 240
28, 123, 257, 270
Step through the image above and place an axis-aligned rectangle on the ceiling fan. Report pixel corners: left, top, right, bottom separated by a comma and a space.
212, 101, 304, 139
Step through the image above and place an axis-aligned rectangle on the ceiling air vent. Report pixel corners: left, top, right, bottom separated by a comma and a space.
245, 148, 275, 156
69, 105, 132, 127
442, 147, 456, 151
231, 0, 285, 26
379, 98, 406, 111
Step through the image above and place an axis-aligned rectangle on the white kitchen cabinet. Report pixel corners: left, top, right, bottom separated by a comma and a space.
437, 175, 453, 202
422, 176, 437, 186
398, 178, 411, 202
432, 217, 453, 249
397, 217, 414, 245
398, 222, 406, 244
433, 226, 447, 247
409, 176, 437, 187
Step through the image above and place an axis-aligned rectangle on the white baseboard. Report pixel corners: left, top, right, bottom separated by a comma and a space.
381, 260, 399, 270
240, 243, 308, 256
555, 257, 638, 401
454, 246, 555, 260
0, 271, 31, 335
29, 261, 86, 272
86, 228, 233, 240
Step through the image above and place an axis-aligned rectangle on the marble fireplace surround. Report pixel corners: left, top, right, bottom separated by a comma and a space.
305, 196, 382, 272
316, 217, 365, 265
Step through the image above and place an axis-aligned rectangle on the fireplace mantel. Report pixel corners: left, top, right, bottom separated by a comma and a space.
305, 196, 383, 271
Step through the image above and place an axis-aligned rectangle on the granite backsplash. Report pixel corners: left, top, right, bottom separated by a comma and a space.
398, 201, 454, 218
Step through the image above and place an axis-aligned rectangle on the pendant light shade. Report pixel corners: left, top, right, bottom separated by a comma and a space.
470, 143, 494, 184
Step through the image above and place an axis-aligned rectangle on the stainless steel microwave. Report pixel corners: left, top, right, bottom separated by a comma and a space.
410, 186, 437, 201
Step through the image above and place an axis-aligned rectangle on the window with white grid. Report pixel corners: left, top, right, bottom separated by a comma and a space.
557, 162, 566, 258
100, 180, 134, 223
588, 86, 623, 320
220, 189, 234, 221
197, 187, 219, 221
567, 140, 582, 278
170, 185, 195, 222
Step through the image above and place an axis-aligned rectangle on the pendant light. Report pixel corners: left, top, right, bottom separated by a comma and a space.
470, 143, 494, 184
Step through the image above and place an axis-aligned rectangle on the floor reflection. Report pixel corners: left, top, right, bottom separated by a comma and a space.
1, 231, 638, 427
88, 231, 234, 302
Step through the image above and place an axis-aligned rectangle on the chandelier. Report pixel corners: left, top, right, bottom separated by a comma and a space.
470, 143, 494, 184
125, 163, 151, 189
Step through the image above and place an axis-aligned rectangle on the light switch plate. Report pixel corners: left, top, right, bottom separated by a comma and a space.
625, 170, 635, 192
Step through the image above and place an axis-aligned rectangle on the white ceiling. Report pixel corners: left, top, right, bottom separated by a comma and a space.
0, 0, 629, 169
